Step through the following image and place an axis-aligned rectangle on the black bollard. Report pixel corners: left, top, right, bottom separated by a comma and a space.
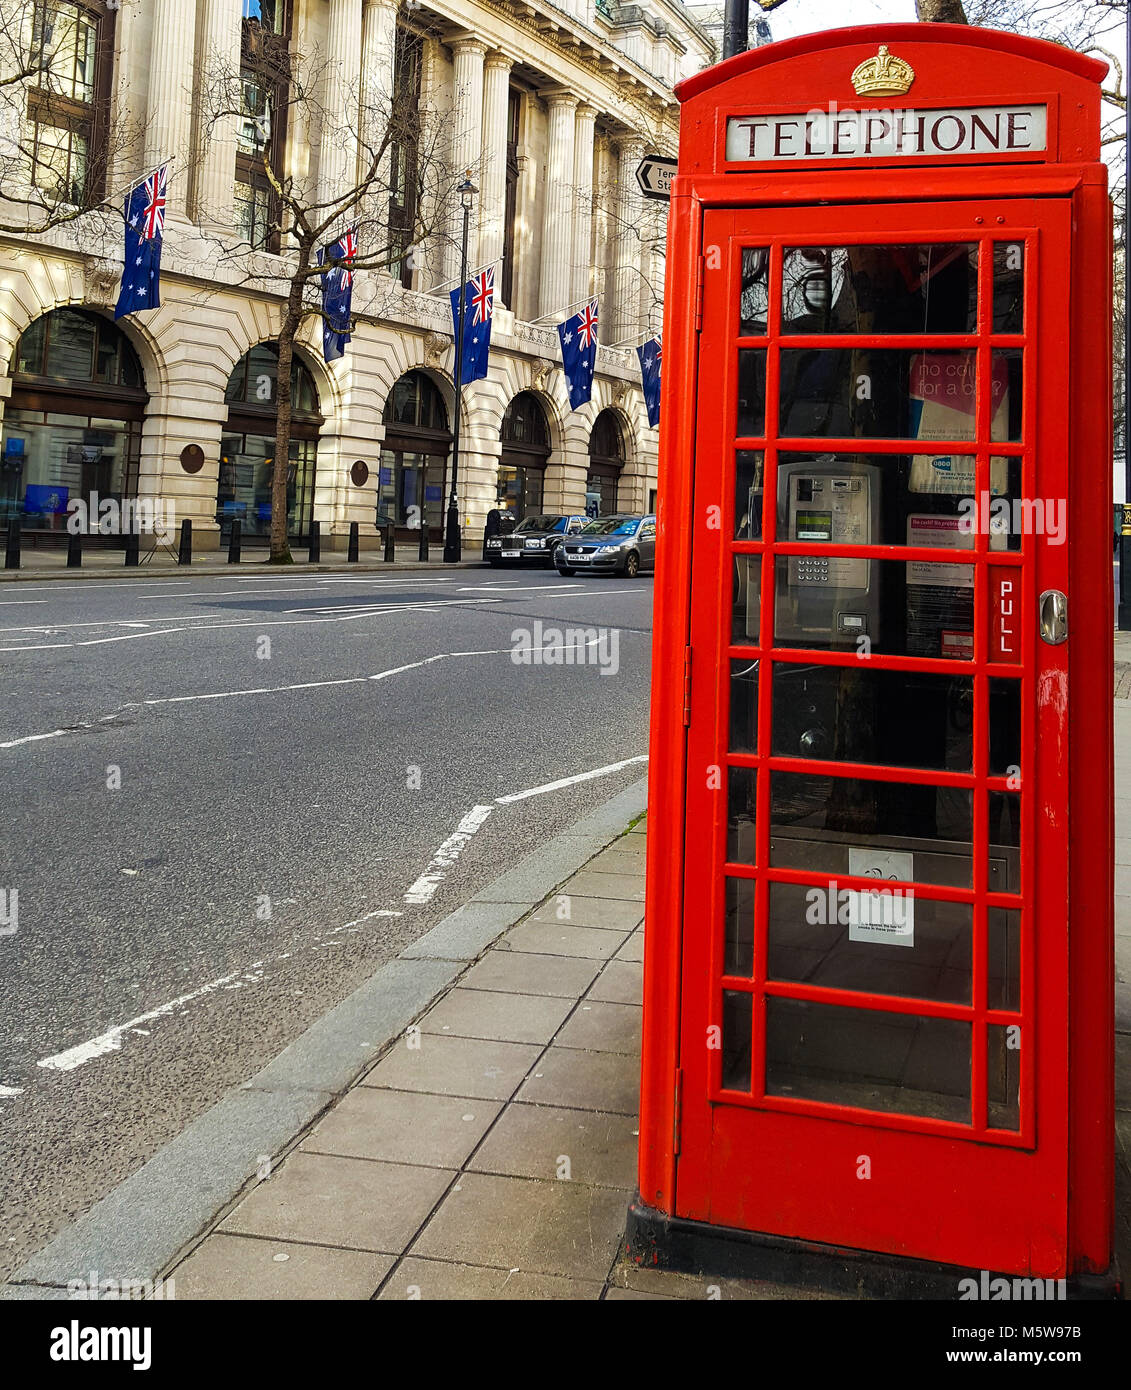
417, 520, 429, 562
124, 527, 139, 566
384, 523, 395, 563
347, 521, 359, 563
4, 518, 19, 570
309, 520, 321, 563
227, 519, 241, 564
67, 529, 82, 568
178, 518, 192, 566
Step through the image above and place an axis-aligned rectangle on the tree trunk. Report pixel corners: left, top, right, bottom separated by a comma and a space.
269, 272, 307, 564
915, 0, 968, 21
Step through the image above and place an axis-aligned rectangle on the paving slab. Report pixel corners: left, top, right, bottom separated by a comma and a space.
586, 959, 643, 1006
301, 1087, 501, 1169
220, 1152, 455, 1254
528, 896, 644, 931
585, 847, 648, 876
361, 1034, 542, 1101
556, 1001, 641, 1055
377, 1256, 604, 1300
468, 1103, 638, 1190
459, 951, 601, 999
410, 1172, 627, 1282
614, 931, 645, 963
517, 1044, 641, 1116
608, 1263, 852, 1301
558, 870, 646, 902
420, 987, 574, 1045
503, 920, 631, 960
171, 1233, 393, 1300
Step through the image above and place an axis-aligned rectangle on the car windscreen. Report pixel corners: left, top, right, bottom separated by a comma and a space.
580, 517, 634, 535
515, 516, 564, 533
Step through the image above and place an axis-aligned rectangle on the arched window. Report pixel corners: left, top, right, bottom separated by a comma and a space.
2, 309, 146, 534
380, 371, 451, 539
499, 392, 551, 520
587, 408, 625, 516
217, 343, 321, 544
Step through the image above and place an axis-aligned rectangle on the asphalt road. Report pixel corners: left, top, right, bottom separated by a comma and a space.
0, 566, 653, 1279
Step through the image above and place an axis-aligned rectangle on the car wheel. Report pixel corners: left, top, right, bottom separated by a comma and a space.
558, 566, 575, 577
623, 550, 640, 578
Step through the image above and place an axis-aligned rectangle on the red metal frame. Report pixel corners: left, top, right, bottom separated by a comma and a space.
641, 23, 1113, 1280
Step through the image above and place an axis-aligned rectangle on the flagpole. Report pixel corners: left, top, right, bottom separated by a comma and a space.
117, 156, 175, 205
424, 256, 502, 297
606, 331, 660, 350
445, 175, 477, 563
529, 295, 593, 326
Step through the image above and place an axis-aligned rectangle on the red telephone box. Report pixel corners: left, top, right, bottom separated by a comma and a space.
635, 23, 1115, 1292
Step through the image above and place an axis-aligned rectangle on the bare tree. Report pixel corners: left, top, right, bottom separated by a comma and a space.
198, 20, 464, 563
0, 0, 140, 235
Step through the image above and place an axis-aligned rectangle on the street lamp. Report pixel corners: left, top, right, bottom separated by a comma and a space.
445, 173, 477, 563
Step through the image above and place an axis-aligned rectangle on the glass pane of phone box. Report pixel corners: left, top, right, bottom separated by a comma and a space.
766, 997, 972, 1123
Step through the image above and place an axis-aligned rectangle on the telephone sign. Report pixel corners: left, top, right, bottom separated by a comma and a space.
632, 24, 1115, 1294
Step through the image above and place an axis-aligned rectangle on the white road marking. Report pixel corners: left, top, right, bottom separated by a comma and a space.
0, 729, 67, 750
0, 616, 212, 634
0, 1086, 23, 1097
496, 754, 650, 804
403, 805, 495, 905
0, 600, 48, 606
138, 579, 456, 599
37, 968, 261, 1072
457, 583, 580, 593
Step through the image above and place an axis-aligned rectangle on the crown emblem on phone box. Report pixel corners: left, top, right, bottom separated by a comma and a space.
851, 45, 915, 97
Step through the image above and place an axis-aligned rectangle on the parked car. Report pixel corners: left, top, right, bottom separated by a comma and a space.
484, 514, 587, 566
555, 514, 657, 577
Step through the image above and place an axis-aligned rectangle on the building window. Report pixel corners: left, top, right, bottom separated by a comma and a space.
588, 408, 625, 516
501, 89, 520, 307
500, 392, 551, 521
236, 1, 290, 249
381, 372, 451, 538
2, 309, 146, 534
218, 343, 321, 544
25, 1, 113, 206
388, 27, 423, 288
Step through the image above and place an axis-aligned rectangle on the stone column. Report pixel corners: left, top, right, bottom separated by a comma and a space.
318, 0, 364, 210
360, 0, 398, 176
193, 0, 241, 227
612, 133, 646, 343
448, 37, 487, 281
479, 52, 513, 289
571, 103, 597, 306
144, 0, 198, 198
538, 91, 579, 319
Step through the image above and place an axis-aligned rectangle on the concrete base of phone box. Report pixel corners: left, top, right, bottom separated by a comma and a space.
624, 1196, 1120, 1300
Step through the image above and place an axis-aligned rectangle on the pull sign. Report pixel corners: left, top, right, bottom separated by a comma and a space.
1039, 589, 1068, 644
990, 568, 1022, 663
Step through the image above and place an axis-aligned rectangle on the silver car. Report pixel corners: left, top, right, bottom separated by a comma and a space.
555, 514, 657, 577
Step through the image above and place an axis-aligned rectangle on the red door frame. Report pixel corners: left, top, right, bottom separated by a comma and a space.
639, 25, 1114, 1282
675, 198, 1067, 1275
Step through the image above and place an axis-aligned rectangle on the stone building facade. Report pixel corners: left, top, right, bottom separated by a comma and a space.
0, 0, 714, 551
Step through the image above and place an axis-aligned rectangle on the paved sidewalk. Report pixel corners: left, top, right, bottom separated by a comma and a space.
159, 816, 843, 1301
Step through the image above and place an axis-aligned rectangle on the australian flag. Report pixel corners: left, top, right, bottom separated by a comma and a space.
114, 164, 167, 320
318, 228, 356, 363
637, 333, 662, 428
558, 298, 599, 411
449, 268, 493, 384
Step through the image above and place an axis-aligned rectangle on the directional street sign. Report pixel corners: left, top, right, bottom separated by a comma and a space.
635, 156, 677, 201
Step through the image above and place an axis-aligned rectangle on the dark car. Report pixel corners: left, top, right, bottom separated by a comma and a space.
555, 514, 657, 577
484, 514, 587, 566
